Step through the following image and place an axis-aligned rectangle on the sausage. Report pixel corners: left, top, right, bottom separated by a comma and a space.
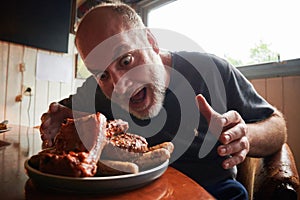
96, 160, 139, 176
149, 142, 174, 154
135, 148, 170, 171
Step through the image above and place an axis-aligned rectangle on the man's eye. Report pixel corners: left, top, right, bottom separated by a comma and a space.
120, 54, 133, 66
96, 71, 109, 81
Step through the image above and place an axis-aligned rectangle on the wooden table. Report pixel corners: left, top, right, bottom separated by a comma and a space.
0, 125, 215, 200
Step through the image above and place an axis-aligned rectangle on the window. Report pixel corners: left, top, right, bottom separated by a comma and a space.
139, 0, 300, 68
75, 53, 91, 79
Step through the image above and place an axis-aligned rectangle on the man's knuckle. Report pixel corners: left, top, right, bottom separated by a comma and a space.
236, 154, 245, 163
240, 139, 247, 149
240, 124, 247, 133
230, 110, 240, 120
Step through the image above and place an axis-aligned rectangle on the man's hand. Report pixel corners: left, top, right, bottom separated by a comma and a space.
195, 94, 249, 169
40, 102, 73, 149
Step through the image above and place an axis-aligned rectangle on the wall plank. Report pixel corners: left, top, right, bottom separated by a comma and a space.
251, 79, 266, 98
34, 78, 49, 126
48, 82, 62, 104
20, 47, 37, 127
60, 82, 73, 100
266, 77, 283, 112
6, 44, 23, 125
59, 33, 76, 101
282, 76, 300, 172
0, 42, 9, 120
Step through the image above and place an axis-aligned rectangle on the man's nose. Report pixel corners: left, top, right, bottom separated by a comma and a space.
112, 73, 133, 95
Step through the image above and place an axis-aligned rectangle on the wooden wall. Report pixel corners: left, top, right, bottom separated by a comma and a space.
251, 76, 300, 175
0, 39, 84, 128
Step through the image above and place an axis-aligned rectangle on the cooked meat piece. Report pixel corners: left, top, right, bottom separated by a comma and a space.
109, 132, 148, 153
96, 160, 139, 176
101, 132, 149, 162
0, 123, 7, 130
55, 112, 108, 156
33, 113, 107, 177
135, 148, 170, 171
149, 142, 174, 154
101, 120, 173, 169
106, 119, 129, 138
38, 151, 98, 177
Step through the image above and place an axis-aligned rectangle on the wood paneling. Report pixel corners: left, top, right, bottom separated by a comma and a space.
0, 40, 76, 127
251, 75, 300, 177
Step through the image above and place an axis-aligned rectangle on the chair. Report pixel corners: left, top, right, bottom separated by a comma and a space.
237, 143, 299, 200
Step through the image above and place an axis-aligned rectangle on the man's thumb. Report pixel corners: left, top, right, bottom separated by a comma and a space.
195, 94, 215, 123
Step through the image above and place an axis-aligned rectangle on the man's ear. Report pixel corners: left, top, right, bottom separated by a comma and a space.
146, 28, 160, 54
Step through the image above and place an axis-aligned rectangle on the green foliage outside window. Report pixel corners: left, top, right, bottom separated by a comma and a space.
226, 40, 279, 67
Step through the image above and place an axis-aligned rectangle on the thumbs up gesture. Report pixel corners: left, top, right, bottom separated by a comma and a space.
196, 94, 249, 169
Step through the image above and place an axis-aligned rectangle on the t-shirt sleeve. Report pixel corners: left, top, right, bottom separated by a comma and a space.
213, 56, 274, 123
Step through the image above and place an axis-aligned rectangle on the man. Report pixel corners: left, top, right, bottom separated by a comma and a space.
40, 2, 287, 199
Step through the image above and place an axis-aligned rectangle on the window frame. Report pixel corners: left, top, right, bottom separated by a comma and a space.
136, 0, 300, 79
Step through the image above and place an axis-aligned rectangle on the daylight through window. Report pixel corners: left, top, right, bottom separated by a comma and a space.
147, 0, 300, 67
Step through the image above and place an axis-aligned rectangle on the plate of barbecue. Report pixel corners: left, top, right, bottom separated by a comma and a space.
0, 128, 11, 133
24, 113, 173, 193
0, 120, 11, 133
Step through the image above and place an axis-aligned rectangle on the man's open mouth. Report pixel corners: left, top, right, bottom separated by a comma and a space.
130, 87, 146, 104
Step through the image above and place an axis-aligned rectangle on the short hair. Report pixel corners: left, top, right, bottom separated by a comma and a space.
75, 1, 145, 33
106, 2, 144, 29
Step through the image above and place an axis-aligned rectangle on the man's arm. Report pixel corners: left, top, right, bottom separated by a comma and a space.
246, 108, 287, 157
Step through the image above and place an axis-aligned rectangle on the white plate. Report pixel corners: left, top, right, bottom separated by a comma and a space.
0, 128, 11, 133
24, 159, 169, 194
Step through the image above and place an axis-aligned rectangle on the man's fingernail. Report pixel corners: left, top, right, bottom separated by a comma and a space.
220, 147, 226, 154
224, 134, 230, 142
224, 162, 230, 169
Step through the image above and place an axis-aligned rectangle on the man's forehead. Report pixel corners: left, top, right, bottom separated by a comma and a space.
83, 29, 152, 70
75, 7, 123, 56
